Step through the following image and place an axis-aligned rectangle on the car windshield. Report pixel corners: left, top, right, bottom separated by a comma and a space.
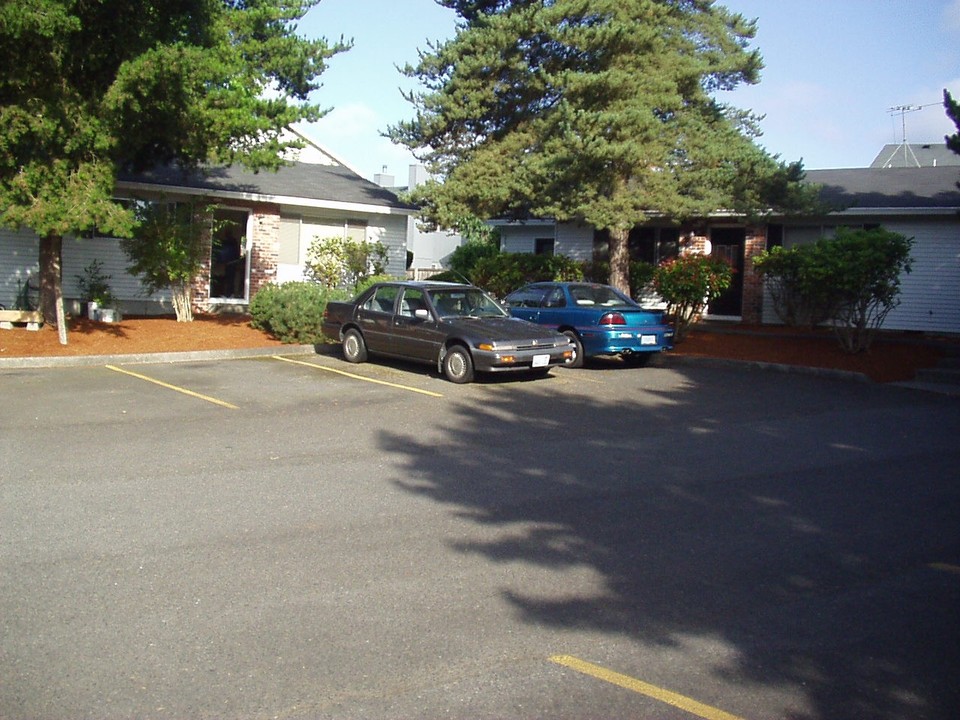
428, 288, 508, 318
568, 284, 637, 307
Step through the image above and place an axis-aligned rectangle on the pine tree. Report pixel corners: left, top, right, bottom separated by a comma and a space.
390, 0, 813, 293
945, 89, 960, 157
0, 0, 347, 340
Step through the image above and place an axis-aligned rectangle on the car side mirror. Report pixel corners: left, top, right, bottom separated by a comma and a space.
414, 308, 430, 320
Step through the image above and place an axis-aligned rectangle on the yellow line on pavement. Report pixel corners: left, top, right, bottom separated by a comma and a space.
929, 562, 960, 575
550, 655, 746, 720
105, 365, 239, 409
272, 356, 444, 398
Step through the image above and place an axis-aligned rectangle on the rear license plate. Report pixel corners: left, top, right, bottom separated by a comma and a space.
640, 335, 657, 346
532, 354, 550, 367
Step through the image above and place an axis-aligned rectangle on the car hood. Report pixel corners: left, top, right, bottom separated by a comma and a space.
443, 316, 568, 342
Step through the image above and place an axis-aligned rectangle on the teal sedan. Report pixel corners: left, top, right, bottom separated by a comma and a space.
504, 282, 673, 368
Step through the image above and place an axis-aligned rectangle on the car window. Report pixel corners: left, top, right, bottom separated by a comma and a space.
543, 287, 566, 308
429, 288, 508, 318
399, 288, 426, 317
362, 285, 399, 314
570, 283, 635, 307
504, 286, 549, 308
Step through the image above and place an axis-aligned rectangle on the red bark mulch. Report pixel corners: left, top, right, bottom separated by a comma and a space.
0, 314, 953, 383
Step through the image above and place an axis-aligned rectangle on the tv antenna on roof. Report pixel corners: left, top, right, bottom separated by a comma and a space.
884, 102, 940, 167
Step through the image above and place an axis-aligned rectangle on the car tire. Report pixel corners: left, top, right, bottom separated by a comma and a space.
342, 328, 368, 363
563, 330, 584, 368
442, 344, 474, 384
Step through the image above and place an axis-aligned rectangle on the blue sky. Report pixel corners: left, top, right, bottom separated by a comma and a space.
297, 0, 960, 181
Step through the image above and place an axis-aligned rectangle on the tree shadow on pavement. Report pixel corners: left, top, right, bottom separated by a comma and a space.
379, 367, 960, 719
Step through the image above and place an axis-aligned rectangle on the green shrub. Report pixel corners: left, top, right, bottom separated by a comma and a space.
470, 253, 584, 298
580, 260, 655, 299
447, 239, 500, 280
754, 228, 913, 352
304, 236, 388, 290
249, 282, 331, 344
352, 273, 399, 298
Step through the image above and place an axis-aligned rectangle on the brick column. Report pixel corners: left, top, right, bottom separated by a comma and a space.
248, 203, 280, 298
741, 226, 767, 325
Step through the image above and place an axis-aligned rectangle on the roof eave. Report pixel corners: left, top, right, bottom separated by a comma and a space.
115, 180, 418, 217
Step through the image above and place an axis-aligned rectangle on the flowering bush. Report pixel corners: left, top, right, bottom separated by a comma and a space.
652, 254, 733, 341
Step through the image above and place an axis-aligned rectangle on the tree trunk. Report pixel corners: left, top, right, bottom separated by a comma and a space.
172, 282, 194, 322
608, 227, 631, 296
39, 233, 68, 344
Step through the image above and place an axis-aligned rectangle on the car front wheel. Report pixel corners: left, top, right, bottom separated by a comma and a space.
442, 344, 474, 384
342, 328, 368, 363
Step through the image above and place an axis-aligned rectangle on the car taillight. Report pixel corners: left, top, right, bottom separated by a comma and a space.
599, 312, 626, 325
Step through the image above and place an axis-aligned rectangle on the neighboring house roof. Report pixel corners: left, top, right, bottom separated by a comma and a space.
805, 166, 960, 214
869, 143, 960, 168
117, 162, 418, 215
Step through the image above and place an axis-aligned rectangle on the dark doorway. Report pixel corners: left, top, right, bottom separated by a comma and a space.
708, 227, 745, 317
210, 210, 249, 300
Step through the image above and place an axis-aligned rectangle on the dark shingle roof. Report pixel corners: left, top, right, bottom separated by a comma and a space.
869, 143, 960, 168
118, 162, 417, 211
805, 166, 960, 210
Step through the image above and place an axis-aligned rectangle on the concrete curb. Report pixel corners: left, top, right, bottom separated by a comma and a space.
0, 344, 318, 369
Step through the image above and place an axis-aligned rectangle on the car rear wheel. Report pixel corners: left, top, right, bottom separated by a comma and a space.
442, 344, 474, 384
342, 328, 368, 363
563, 330, 584, 368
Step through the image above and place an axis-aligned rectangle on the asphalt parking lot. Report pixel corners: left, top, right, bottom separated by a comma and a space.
2, 351, 959, 719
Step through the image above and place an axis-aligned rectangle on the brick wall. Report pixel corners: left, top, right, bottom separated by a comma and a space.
191, 202, 281, 313
741, 226, 767, 324
676, 224, 768, 324
248, 203, 280, 298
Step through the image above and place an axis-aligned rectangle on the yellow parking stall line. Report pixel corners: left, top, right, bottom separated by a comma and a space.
929, 562, 960, 575
272, 356, 444, 398
105, 365, 239, 409
550, 655, 747, 720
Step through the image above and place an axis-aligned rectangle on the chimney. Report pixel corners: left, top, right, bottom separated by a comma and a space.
373, 165, 395, 188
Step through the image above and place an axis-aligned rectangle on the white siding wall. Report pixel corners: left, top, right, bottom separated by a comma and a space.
556, 223, 594, 260
0, 228, 39, 308
276, 212, 408, 284
500, 224, 556, 253
762, 218, 960, 334
63, 236, 169, 313
376, 215, 409, 277
409, 217, 463, 269
882, 219, 960, 333
0, 229, 168, 313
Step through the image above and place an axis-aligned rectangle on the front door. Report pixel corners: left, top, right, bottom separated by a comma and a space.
708, 227, 745, 317
210, 209, 250, 301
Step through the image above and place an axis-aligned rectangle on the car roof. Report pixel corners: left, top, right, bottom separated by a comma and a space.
366, 280, 478, 292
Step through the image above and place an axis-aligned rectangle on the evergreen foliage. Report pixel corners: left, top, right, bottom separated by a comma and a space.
0, 0, 347, 331
390, 0, 818, 294
945, 89, 960, 158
